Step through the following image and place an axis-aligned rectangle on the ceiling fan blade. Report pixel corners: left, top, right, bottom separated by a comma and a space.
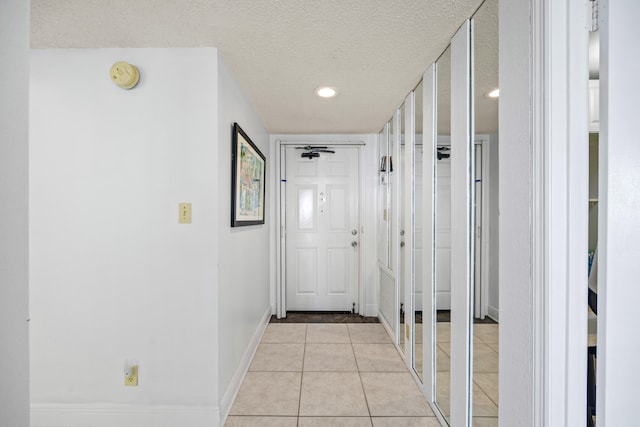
295, 145, 328, 150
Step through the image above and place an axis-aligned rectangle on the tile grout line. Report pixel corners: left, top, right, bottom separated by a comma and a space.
472, 371, 500, 409
348, 325, 375, 425
297, 324, 308, 426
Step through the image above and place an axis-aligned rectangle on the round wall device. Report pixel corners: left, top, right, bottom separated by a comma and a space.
110, 61, 140, 89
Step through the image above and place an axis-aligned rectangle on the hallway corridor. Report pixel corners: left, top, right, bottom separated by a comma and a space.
225, 323, 438, 426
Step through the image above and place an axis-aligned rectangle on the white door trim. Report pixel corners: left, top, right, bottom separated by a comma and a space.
421, 64, 437, 405
529, 0, 590, 424
275, 139, 366, 318
449, 19, 473, 427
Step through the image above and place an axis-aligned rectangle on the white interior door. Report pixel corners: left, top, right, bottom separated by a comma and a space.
436, 145, 452, 310
284, 146, 360, 311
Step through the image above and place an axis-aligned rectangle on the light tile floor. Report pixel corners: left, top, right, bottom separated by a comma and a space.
226, 323, 439, 427
431, 322, 499, 427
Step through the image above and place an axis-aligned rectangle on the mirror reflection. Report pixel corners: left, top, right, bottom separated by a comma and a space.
434, 45, 452, 422
413, 80, 424, 380
471, 0, 500, 424
378, 126, 389, 267
377, 119, 397, 340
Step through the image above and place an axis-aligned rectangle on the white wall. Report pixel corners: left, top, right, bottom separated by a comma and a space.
216, 55, 271, 418
30, 48, 220, 426
499, 0, 534, 424
0, 1, 30, 426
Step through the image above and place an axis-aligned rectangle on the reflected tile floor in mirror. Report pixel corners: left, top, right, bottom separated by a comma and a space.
427, 322, 499, 427
226, 323, 440, 427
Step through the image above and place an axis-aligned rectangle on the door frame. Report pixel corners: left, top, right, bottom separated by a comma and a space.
275, 139, 366, 318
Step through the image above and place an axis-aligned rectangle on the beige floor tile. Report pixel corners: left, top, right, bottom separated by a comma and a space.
414, 323, 423, 344
472, 417, 499, 427
438, 342, 451, 357
299, 417, 373, 426
224, 416, 298, 426
436, 323, 451, 343
229, 372, 301, 416
361, 372, 434, 417
435, 371, 450, 418
436, 346, 450, 372
415, 344, 424, 376
306, 324, 351, 343
348, 323, 393, 343
473, 324, 498, 344
299, 372, 369, 416
304, 343, 357, 371
474, 372, 498, 406
473, 343, 498, 373
372, 417, 441, 427
487, 343, 498, 353
249, 343, 304, 372
261, 324, 307, 343
353, 344, 407, 372
472, 383, 498, 417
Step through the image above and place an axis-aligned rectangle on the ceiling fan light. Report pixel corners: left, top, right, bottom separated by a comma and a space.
487, 88, 500, 98
315, 86, 338, 98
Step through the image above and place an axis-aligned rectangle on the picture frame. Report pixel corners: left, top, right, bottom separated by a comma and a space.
231, 123, 266, 227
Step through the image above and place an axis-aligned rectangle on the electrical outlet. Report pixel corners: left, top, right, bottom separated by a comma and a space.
125, 365, 138, 387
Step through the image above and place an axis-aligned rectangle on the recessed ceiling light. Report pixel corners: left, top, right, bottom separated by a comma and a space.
315, 86, 338, 98
487, 88, 500, 98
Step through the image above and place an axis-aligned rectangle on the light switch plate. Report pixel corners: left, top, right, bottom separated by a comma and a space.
179, 203, 192, 224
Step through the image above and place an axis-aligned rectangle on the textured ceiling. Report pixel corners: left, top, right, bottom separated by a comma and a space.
31, 0, 490, 134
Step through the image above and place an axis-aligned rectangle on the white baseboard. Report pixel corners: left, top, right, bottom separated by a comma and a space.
31, 403, 219, 427
436, 291, 451, 310
487, 305, 499, 322
363, 303, 378, 317
219, 304, 271, 425
378, 312, 395, 343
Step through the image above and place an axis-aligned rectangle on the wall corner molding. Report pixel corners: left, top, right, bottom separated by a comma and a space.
219, 304, 271, 424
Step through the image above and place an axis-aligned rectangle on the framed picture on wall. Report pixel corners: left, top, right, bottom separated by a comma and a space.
231, 122, 266, 227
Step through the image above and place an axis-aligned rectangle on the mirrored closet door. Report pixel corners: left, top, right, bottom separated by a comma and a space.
471, 0, 500, 425
398, 102, 406, 354
433, 44, 453, 423
412, 80, 424, 380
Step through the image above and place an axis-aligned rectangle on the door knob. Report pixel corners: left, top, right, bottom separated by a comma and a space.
351, 229, 358, 236
400, 241, 405, 247
351, 241, 358, 247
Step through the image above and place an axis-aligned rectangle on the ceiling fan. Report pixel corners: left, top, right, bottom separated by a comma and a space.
437, 146, 450, 160
295, 145, 336, 159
